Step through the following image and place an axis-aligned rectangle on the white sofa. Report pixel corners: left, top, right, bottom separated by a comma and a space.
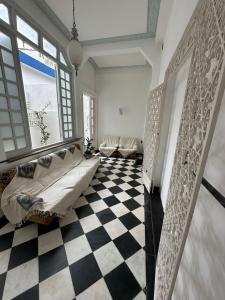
118, 137, 138, 158
0, 145, 100, 226
99, 136, 119, 157
99, 136, 138, 158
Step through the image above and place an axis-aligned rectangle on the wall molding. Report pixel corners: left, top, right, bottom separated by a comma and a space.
34, 0, 161, 46
88, 57, 151, 72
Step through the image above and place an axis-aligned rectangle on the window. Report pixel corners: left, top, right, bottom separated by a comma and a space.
60, 52, 67, 65
18, 39, 61, 148
83, 94, 95, 142
16, 16, 38, 45
43, 37, 57, 58
0, 4, 9, 24
0, 31, 29, 154
0, 4, 75, 159
59, 68, 73, 139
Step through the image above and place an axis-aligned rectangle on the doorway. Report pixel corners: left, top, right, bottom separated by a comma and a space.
83, 93, 95, 144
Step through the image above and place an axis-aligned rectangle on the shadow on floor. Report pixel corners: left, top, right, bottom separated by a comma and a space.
144, 187, 164, 300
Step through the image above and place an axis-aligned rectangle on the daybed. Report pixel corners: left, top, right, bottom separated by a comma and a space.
99, 136, 119, 157
99, 136, 138, 159
0, 144, 100, 226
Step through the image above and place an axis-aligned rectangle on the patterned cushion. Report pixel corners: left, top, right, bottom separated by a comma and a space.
55, 149, 67, 159
38, 155, 52, 168
16, 194, 43, 211
17, 162, 37, 179
68, 145, 76, 154
0, 168, 17, 193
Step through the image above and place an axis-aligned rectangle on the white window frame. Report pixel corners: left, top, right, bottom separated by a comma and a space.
0, 0, 76, 159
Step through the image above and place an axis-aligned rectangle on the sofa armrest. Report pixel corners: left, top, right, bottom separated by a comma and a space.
133, 145, 138, 151
99, 143, 106, 148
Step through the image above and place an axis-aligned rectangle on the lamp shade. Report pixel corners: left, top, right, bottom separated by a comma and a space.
67, 39, 83, 69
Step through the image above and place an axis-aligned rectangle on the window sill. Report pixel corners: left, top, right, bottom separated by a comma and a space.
1, 138, 83, 165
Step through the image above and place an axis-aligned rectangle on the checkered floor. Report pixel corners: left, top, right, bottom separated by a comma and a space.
0, 157, 146, 300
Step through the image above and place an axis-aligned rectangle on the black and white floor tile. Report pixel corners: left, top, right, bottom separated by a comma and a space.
0, 157, 146, 300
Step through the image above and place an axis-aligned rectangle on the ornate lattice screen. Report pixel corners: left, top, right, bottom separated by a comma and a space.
143, 83, 165, 191
155, 0, 225, 299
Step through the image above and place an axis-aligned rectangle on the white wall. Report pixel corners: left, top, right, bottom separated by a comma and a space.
157, 0, 199, 83
96, 66, 151, 152
172, 90, 225, 299
160, 56, 191, 208
155, 0, 199, 204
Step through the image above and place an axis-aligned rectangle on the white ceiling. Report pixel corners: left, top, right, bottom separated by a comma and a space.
45, 0, 149, 41
92, 52, 147, 68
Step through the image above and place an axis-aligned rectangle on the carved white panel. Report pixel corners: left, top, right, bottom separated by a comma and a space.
155, 0, 225, 299
143, 83, 165, 191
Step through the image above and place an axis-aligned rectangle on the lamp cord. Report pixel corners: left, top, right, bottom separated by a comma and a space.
72, 0, 75, 27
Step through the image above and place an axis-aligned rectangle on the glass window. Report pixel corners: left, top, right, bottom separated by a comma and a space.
16, 16, 38, 45
60, 52, 67, 65
0, 31, 12, 50
4, 67, 17, 82
0, 4, 9, 24
0, 32, 28, 153
2, 49, 14, 66
3, 139, 15, 151
43, 37, 57, 58
18, 39, 62, 149
59, 68, 73, 139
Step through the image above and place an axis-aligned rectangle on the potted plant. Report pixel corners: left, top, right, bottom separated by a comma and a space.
84, 137, 95, 155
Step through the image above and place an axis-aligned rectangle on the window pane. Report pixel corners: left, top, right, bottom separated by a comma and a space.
10, 98, 21, 110
16, 16, 38, 45
66, 82, 70, 90
0, 31, 12, 50
12, 112, 22, 123
68, 131, 72, 137
60, 69, 65, 79
64, 131, 68, 138
0, 111, 10, 123
0, 80, 5, 94
60, 52, 66, 65
3, 139, 15, 151
19, 40, 62, 149
62, 98, 67, 106
0, 4, 9, 24
65, 72, 69, 81
0, 126, 12, 138
61, 89, 66, 97
0, 96, 7, 109
4, 67, 17, 82
14, 125, 25, 137
61, 79, 65, 88
43, 38, 57, 58
68, 115, 72, 122
7, 82, 18, 96
2, 49, 14, 66
66, 91, 71, 98
16, 137, 26, 149
63, 107, 67, 114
